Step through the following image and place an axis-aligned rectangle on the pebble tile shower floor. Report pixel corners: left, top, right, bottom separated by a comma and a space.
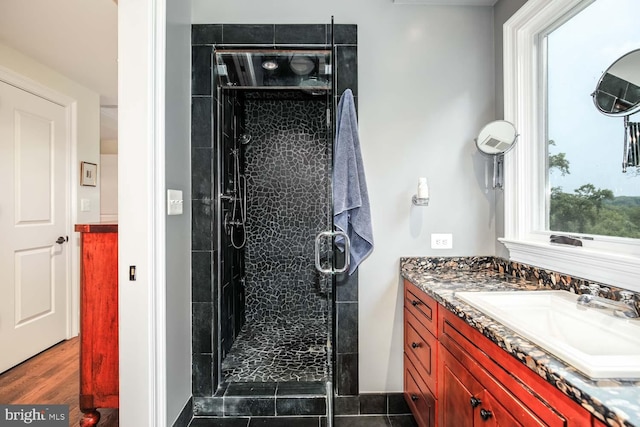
222, 319, 328, 383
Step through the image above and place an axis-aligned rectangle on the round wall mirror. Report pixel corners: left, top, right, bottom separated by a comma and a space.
475, 120, 518, 155
593, 48, 640, 117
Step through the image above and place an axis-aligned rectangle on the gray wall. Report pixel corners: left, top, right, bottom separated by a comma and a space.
165, 0, 193, 422
192, 0, 496, 393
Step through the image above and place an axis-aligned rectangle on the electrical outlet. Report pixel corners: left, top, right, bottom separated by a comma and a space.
431, 233, 453, 249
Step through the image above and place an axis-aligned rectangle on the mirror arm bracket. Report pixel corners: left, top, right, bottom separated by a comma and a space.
493, 154, 504, 189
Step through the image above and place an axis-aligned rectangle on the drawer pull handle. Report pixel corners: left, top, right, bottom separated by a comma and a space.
480, 409, 493, 421
411, 342, 420, 349
470, 397, 482, 408
411, 300, 420, 306
411, 394, 419, 401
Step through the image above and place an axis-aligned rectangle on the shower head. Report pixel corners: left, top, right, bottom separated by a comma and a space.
239, 134, 252, 145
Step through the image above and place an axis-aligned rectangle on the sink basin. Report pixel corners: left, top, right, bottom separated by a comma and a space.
455, 290, 640, 379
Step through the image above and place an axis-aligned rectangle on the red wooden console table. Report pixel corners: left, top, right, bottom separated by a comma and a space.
74, 224, 118, 427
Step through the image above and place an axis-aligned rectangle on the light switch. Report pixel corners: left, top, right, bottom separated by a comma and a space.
167, 189, 183, 215
80, 199, 91, 212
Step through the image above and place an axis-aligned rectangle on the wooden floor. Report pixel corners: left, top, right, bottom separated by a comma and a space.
0, 337, 118, 427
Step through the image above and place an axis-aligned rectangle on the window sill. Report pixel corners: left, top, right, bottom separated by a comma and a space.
499, 238, 640, 292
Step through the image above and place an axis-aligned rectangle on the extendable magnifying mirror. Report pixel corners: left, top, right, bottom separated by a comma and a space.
474, 120, 518, 189
592, 48, 640, 172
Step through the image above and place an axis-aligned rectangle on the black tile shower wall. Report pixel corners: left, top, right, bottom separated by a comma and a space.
274, 24, 327, 45
336, 46, 358, 97
192, 37, 216, 396
333, 30, 358, 396
191, 23, 359, 399
223, 24, 275, 45
192, 45, 213, 96
192, 24, 222, 45
335, 251, 358, 396
190, 24, 357, 46
220, 91, 246, 359
243, 92, 330, 324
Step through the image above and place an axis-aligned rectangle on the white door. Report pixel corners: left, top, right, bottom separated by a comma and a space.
0, 80, 69, 374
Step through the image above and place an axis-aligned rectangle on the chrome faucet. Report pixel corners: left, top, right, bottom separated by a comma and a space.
576, 294, 640, 319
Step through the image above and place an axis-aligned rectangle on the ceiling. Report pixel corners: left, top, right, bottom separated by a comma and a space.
392, 0, 498, 5
0, 0, 118, 139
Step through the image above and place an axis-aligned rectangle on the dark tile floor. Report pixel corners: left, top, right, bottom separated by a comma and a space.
335, 415, 417, 426
188, 414, 417, 426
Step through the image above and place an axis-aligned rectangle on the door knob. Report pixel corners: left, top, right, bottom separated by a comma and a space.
470, 397, 482, 408
411, 342, 420, 349
56, 236, 68, 245
480, 409, 493, 421
411, 394, 418, 401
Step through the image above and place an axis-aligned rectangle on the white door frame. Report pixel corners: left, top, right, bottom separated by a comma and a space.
0, 65, 79, 339
118, 0, 167, 425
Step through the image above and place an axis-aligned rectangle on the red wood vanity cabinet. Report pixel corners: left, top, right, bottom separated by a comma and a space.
404, 280, 438, 427
403, 279, 593, 427
75, 224, 119, 427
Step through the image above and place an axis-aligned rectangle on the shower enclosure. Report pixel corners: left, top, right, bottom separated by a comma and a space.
191, 23, 359, 424
216, 48, 336, 377
216, 48, 342, 418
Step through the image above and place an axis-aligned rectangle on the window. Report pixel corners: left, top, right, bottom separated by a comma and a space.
547, 0, 640, 239
501, 0, 640, 292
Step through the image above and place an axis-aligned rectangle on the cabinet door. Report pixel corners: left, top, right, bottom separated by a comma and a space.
474, 390, 525, 427
405, 355, 436, 427
439, 345, 483, 427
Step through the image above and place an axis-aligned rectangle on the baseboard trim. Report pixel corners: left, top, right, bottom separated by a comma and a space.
172, 396, 193, 427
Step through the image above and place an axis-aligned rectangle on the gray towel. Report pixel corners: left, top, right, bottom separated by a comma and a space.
334, 89, 373, 275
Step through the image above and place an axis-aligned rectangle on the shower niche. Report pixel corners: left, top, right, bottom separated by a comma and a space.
191, 24, 359, 422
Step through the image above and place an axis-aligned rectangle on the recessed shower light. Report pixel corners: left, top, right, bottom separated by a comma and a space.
262, 60, 278, 70
290, 55, 314, 75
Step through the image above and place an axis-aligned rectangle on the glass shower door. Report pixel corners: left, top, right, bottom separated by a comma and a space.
213, 46, 339, 425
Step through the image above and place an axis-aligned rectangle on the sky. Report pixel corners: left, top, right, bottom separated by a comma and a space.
547, 0, 640, 197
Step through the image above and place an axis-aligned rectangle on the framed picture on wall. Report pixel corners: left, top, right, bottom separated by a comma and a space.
80, 162, 98, 186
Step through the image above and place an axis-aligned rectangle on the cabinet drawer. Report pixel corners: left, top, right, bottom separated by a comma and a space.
439, 308, 587, 427
404, 279, 438, 337
404, 354, 436, 427
404, 308, 437, 395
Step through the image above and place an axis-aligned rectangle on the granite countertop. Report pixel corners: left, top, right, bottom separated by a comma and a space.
401, 257, 640, 427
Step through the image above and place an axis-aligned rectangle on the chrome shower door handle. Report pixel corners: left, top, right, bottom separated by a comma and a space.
315, 231, 334, 274
314, 230, 351, 275
333, 230, 350, 274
